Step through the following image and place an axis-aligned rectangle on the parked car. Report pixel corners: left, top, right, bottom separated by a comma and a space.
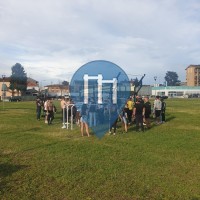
160, 96, 168, 99
9, 96, 22, 102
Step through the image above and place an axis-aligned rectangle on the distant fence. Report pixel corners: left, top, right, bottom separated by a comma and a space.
0, 95, 37, 102
22, 96, 37, 101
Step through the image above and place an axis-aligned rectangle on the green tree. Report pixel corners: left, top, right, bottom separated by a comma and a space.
62, 81, 69, 86
164, 71, 180, 86
10, 63, 27, 95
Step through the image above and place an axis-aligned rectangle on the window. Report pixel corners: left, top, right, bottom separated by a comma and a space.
168, 91, 183, 97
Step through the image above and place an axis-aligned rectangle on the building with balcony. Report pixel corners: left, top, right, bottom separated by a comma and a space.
0, 76, 40, 100
0, 76, 21, 101
186, 65, 200, 86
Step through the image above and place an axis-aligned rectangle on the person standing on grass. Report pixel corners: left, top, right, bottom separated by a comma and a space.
109, 104, 119, 136
80, 104, 90, 137
126, 97, 134, 125
153, 96, 162, 125
36, 97, 42, 120
143, 96, 152, 129
71, 100, 77, 124
44, 99, 49, 124
97, 104, 104, 125
120, 107, 128, 133
46, 99, 55, 125
133, 98, 145, 132
65, 97, 72, 124
161, 98, 166, 123
88, 98, 97, 127
60, 97, 67, 128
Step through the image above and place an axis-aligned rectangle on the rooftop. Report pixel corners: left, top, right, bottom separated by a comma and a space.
185, 65, 200, 70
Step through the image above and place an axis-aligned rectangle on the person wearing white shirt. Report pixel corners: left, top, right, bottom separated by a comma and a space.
154, 96, 162, 125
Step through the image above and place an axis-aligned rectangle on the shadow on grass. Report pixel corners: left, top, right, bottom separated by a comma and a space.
3, 108, 32, 110
150, 114, 176, 125
0, 163, 27, 177
0, 109, 12, 113
0, 163, 27, 195
142, 115, 176, 130
166, 115, 176, 122
0, 108, 33, 113
2, 127, 42, 135
0, 163, 27, 196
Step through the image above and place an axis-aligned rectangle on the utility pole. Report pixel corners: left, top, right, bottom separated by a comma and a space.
2, 75, 6, 110
154, 76, 157, 96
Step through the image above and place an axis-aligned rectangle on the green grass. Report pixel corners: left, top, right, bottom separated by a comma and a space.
0, 99, 200, 199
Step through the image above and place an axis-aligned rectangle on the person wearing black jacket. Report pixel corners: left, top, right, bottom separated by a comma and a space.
161, 98, 166, 123
144, 96, 152, 128
133, 98, 145, 132
36, 97, 42, 120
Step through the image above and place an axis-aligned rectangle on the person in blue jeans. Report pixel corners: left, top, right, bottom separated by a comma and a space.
88, 98, 97, 127
80, 104, 90, 137
109, 104, 119, 135
36, 97, 42, 120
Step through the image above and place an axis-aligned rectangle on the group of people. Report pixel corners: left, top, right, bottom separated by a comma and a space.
60, 97, 98, 137
36, 97, 56, 125
78, 95, 166, 136
131, 95, 166, 132
35, 95, 166, 137
105, 96, 164, 135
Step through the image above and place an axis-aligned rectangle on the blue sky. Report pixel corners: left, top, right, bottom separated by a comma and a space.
0, 0, 200, 85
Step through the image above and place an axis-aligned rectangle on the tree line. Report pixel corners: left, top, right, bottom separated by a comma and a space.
7, 63, 181, 97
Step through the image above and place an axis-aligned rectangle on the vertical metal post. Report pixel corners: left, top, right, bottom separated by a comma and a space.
66, 105, 69, 129
2, 75, 5, 110
62, 107, 66, 128
154, 76, 157, 96
71, 105, 74, 130
63, 104, 74, 130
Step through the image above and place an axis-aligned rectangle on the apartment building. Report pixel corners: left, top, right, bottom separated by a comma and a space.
186, 65, 200, 86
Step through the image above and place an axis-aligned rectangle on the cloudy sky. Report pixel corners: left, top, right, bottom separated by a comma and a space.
0, 0, 200, 85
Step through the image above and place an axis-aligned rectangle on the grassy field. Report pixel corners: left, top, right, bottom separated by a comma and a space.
0, 99, 200, 200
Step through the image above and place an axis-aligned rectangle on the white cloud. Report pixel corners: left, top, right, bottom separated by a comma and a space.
1, 0, 200, 84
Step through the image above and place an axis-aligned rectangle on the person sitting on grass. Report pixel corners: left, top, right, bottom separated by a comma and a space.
80, 104, 90, 137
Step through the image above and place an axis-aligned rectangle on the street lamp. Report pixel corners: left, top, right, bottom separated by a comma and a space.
153, 76, 157, 96
2, 75, 6, 110
154, 76, 157, 86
